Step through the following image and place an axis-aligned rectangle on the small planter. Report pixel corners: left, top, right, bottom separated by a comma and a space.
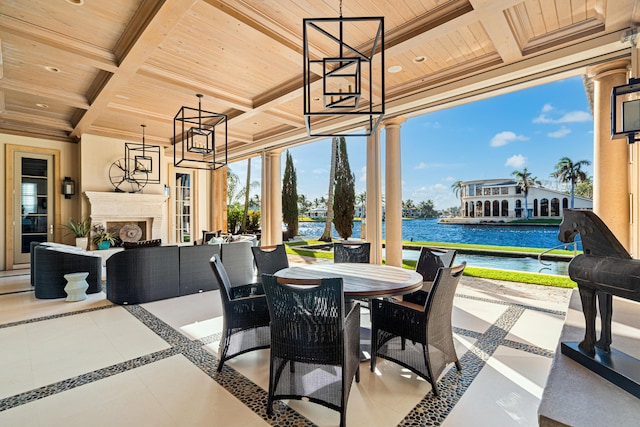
75, 237, 88, 250
97, 241, 111, 250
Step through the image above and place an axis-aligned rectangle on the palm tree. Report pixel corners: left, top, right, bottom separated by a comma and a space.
240, 158, 252, 233
450, 180, 462, 198
512, 168, 541, 219
551, 157, 591, 208
575, 175, 593, 199
227, 167, 241, 206
451, 180, 463, 216
320, 137, 338, 242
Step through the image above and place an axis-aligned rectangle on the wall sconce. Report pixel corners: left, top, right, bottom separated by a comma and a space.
62, 177, 75, 199
611, 77, 640, 143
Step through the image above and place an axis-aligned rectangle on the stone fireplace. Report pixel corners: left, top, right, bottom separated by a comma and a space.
84, 191, 169, 243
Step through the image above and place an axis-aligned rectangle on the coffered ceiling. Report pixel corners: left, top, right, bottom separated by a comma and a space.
0, 0, 637, 161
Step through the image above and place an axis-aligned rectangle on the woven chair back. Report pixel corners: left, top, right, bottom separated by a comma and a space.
209, 254, 234, 304
334, 242, 371, 263
415, 247, 457, 282
251, 244, 289, 277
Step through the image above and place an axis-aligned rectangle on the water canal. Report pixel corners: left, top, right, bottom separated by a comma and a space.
297, 218, 577, 276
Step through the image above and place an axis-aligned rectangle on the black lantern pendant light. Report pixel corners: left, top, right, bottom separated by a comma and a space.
125, 124, 161, 184
174, 94, 228, 170
303, 0, 384, 137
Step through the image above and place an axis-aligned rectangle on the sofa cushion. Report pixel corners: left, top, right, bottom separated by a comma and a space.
122, 239, 162, 249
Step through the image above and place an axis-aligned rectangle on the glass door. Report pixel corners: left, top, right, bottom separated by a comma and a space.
14, 153, 54, 264
175, 172, 192, 243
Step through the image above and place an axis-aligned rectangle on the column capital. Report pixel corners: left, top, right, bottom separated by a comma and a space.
587, 59, 630, 81
382, 116, 407, 128
263, 148, 284, 158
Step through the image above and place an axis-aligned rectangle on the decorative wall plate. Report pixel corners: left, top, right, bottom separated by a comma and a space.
119, 224, 143, 242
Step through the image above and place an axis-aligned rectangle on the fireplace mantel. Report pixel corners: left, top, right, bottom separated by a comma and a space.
85, 191, 169, 241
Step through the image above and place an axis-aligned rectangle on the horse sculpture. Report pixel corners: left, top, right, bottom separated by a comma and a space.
558, 209, 640, 355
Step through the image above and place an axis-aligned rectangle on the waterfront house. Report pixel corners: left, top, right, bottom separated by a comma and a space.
447, 179, 593, 223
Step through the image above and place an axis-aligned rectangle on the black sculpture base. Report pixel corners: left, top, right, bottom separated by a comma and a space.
561, 341, 640, 399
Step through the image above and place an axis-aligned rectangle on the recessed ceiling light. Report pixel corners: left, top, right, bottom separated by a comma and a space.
388, 65, 403, 73
65, 0, 84, 5
36, 103, 49, 108
115, 94, 130, 100
413, 56, 426, 63
44, 66, 61, 73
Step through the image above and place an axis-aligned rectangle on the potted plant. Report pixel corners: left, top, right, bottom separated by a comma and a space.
92, 223, 116, 250
65, 218, 91, 250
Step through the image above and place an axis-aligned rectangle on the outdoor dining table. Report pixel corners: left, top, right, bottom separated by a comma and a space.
273, 262, 423, 298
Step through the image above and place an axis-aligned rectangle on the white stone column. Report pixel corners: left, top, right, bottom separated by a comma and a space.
261, 151, 271, 245
383, 117, 406, 267
272, 150, 283, 244
589, 60, 631, 250
366, 126, 383, 264
263, 150, 283, 245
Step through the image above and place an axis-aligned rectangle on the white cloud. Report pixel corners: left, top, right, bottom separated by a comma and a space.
548, 126, 571, 138
490, 131, 529, 147
430, 183, 447, 192
532, 114, 551, 123
415, 162, 428, 170
505, 154, 526, 168
312, 168, 327, 175
542, 103, 553, 113
444, 176, 455, 182
359, 166, 367, 182
557, 111, 591, 123
533, 109, 591, 124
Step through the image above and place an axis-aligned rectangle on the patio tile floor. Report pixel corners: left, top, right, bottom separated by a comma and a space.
0, 260, 571, 426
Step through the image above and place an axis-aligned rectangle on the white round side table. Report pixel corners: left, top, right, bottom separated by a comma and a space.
63, 272, 90, 302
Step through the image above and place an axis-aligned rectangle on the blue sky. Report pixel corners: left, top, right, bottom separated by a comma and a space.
230, 75, 594, 210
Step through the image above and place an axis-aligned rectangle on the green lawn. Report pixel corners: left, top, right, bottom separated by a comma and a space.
285, 239, 577, 289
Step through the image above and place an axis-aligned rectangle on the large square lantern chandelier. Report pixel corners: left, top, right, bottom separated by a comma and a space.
174, 94, 228, 170
303, 1, 384, 137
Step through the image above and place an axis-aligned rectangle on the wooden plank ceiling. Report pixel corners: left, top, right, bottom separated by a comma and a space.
0, 0, 637, 161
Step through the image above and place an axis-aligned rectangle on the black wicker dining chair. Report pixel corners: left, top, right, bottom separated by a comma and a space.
261, 274, 360, 427
403, 247, 457, 304
251, 244, 289, 289
333, 241, 371, 263
209, 254, 270, 372
370, 262, 466, 396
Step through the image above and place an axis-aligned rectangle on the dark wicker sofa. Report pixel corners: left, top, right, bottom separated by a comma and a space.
106, 240, 256, 305
31, 242, 103, 299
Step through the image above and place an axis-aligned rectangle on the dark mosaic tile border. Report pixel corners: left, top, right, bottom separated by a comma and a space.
0, 303, 115, 330
0, 288, 34, 296
0, 291, 567, 426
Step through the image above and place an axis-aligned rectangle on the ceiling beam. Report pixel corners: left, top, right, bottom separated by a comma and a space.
0, 110, 73, 131
70, 0, 200, 139
0, 80, 90, 109
0, 14, 118, 72
138, 64, 254, 111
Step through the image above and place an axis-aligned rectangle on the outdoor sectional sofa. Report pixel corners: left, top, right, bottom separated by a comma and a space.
106, 237, 257, 305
